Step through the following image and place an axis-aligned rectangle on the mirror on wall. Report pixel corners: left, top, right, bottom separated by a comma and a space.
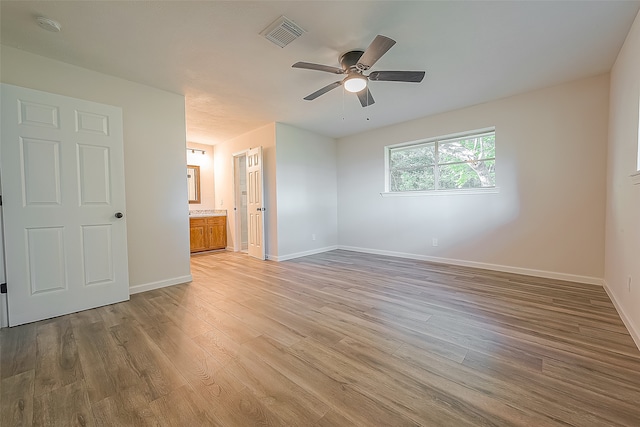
187, 165, 201, 204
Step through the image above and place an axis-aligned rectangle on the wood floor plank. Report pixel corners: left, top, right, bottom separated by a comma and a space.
159, 290, 261, 345
249, 334, 468, 427
108, 320, 186, 402
311, 408, 363, 427
212, 299, 305, 347
192, 328, 244, 367
121, 293, 171, 330
67, 307, 104, 329
304, 305, 405, 354
236, 297, 346, 345
462, 349, 639, 426
148, 384, 219, 427
72, 319, 140, 404
153, 324, 284, 426
425, 308, 640, 375
143, 321, 231, 395
1, 370, 34, 427
0, 322, 36, 379
91, 386, 160, 427
541, 357, 640, 407
34, 318, 82, 397
222, 347, 330, 425
95, 301, 131, 328
33, 380, 95, 427
147, 294, 216, 338
297, 335, 544, 427
2, 250, 640, 426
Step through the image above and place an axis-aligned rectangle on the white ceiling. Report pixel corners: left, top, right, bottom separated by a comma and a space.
2, 1, 639, 145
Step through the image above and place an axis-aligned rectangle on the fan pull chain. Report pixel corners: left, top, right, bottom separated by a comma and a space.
366, 89, 370, 121
342, 86, 346, 121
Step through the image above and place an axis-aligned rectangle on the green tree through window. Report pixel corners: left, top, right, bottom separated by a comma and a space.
388, 130, 495, 192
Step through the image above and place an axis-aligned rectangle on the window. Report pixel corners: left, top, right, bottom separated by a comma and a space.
385, 129, 496, 193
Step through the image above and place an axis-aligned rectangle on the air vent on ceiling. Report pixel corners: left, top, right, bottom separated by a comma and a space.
261, 16, 305, 48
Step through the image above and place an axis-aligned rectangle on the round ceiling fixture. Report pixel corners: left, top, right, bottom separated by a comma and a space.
343, 74, 367, 93
36, 16, 62, 32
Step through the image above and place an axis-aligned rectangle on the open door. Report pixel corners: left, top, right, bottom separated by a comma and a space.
246, 146, 265, 260
232, 153, 248, 252
0, 84, 129, 326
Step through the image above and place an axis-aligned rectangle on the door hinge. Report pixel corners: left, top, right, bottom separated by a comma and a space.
0, 195, 2, 206
0, 283, 6, 294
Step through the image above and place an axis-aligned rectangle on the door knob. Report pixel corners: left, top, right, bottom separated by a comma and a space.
115, 212, 124, 219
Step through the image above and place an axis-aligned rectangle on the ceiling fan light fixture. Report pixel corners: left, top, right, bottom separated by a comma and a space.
293, 35, 425, 106
344, 74, 367, 93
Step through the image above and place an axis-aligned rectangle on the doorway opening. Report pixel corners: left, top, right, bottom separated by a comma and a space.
233, 153, 248, 252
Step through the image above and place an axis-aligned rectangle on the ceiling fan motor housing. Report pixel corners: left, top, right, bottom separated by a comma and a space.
340, 50, 365, 72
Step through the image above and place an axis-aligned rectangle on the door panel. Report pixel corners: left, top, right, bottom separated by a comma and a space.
81, 224, 114, 286
22, 137, 62, 205
1, 83, 129, 326
26, 227, 66, 294
18, 99, 60, 128
77, 144, 111, 205
75, 110, 109, 135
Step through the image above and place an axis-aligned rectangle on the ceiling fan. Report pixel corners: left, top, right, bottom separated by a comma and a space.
292, 35, 425, 107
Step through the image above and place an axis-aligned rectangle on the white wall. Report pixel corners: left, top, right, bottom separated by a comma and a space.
275, 123, 338, 260
0, 46, 192, 293
187, 141, 215, 211
604, 10, 640, 347
337, 74, 609, 283
213, 123, 278, 258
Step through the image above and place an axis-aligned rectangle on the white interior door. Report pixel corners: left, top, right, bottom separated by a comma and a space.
246, 146, 265, 260
0, 83, 129, 326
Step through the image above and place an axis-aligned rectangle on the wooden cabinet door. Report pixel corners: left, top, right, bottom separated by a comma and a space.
208, 217, 227, 249
189, 218, 207, 252
209, 225, 226, 249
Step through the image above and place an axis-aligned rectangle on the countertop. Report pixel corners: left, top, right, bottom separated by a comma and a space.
189, 209, 227, 218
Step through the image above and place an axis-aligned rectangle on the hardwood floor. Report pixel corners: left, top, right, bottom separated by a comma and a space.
2, 250, 640, 426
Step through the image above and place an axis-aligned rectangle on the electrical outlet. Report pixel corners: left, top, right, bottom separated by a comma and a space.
220, 198, 224, 206
312, 234, 316, 241
432, 238, 438, 247
628, 276, 632, 292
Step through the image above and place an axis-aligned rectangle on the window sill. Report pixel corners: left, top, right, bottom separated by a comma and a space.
380, 187, 500, 197
631, 171, 640, 185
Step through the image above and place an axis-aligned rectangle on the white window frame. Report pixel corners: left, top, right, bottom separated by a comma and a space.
383, 127, 498, 196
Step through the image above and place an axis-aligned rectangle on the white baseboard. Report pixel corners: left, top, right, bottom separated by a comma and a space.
129, 274, 193, 295
337, 245, 603, 286
603, 281, 640, 351
271, 245, 339, 262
